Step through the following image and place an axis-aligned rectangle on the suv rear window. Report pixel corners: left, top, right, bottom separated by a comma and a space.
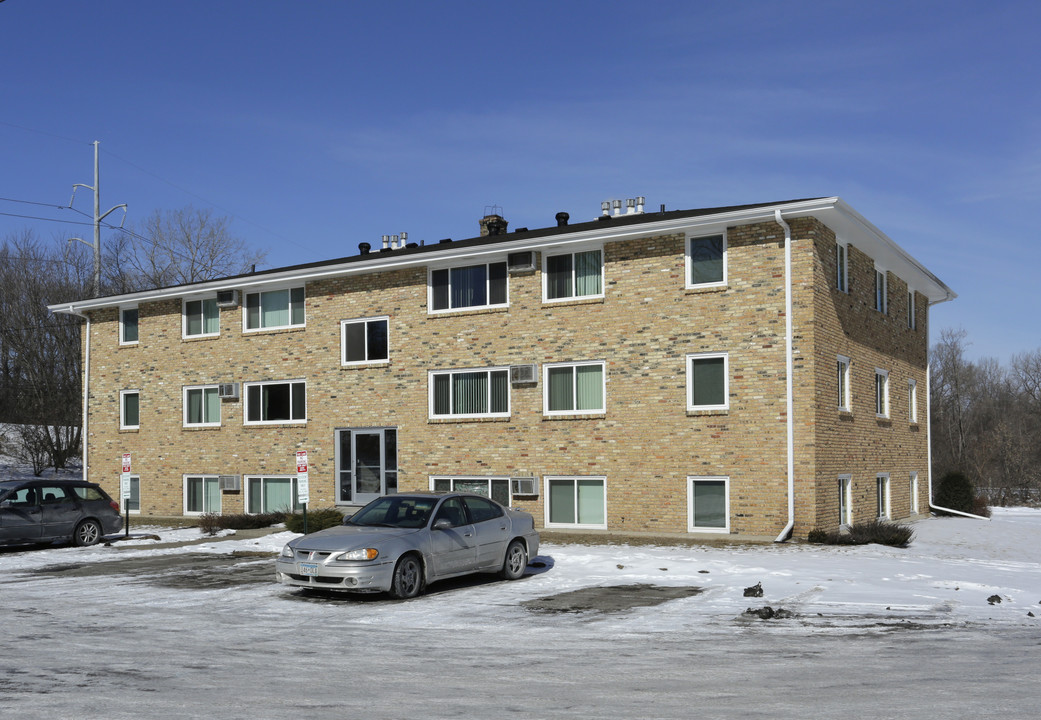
72, 486, 106, 501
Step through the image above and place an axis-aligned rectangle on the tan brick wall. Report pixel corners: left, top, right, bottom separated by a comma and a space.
81, 216, 930, 538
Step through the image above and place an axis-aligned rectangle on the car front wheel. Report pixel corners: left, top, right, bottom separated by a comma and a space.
499, 539, 527, 580
74, 519, 102, 547
389, 554, 423, 599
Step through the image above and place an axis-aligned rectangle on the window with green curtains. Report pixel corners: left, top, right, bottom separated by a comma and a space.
689, 478, 728, 531
184, 298, 219, 336
245, 287, 305, 330
547, 477, 606, 527
185, 475, 220, 514
546, 362, 604, 414
185, 386, 220, 425
687, 353, 727, 410
687, 234, 725, 286
431, 369, 509, 417
120, 307, 138, 344
545, 249, 602, 300
247, 476, 301, 514
121, 390, 140, 428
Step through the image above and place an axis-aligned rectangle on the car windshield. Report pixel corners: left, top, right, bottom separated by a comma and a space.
347, 496, 438, 529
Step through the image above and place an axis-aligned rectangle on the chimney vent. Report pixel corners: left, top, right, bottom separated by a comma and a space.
480, 213, 509, 237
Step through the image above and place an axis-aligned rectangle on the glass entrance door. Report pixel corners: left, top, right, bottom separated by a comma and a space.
337, 428, 397, 505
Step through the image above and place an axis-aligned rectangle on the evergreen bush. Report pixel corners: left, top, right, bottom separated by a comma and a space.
284, 508, 344, 534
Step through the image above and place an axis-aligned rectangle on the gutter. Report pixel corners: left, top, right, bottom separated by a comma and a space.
925, 314, 989, 520
63, 305, 91, 484
774, 209, 796, 542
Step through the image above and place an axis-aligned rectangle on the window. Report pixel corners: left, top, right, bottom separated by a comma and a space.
184, 475, 220, 515
907, 289, 916, 329
687, 476, 729, 533
836, 242, 848, 293
686, 233, 726, 288
120, 390, 140, 429
120, 307, 138, 345
124, 475, 140, 513
544, 249, 603, 301
431, 476, 511, 506
838, 475, 852, 526
341, 316, 389, 365
244, 287, 305, 331
877, 473, 891, 519
687, 352, 729, 411
875, 369, 889, 418
430, 368, 510, 418
183, 297, 219, 338
908, 379, 918, 423
874, 268, 888, 314
837, 355, 851, 411
337, 428, 397, 504
430, 262, 507, 312
910, 472, 919, 514
183, 385, 221, 427
245, 380, 306, 424
545, 476, 606, 529
247, 475, 303, 513
544, 361, 605, 415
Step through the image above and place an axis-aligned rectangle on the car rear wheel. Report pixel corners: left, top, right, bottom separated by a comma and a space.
74, 519, 102, 547
499, 539, 527, 580
389, 554, 423, 599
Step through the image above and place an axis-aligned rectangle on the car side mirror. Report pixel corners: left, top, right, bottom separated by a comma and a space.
433, 518, 453, 531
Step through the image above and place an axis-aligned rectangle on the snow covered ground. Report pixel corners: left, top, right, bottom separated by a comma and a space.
2, 508, 1040, 719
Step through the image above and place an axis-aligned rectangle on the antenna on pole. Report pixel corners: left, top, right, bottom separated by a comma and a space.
69, 141, 127, 297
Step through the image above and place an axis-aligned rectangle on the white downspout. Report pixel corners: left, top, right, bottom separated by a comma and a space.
66, 306, 91, 483
925, 313, 989, 520
774, 209, 796, 542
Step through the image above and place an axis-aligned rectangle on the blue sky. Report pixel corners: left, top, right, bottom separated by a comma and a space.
2, 1, 1038, 362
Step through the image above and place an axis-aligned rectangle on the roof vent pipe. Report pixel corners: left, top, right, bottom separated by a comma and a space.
391, 234, 400, 249
613, 199, 622, 216
381, 235, 390, 250
636, 196, 645, 213
359, 242, 371, 255
626, 198, 636, 214
556, 211, 570, 227
601, 201, 611, 216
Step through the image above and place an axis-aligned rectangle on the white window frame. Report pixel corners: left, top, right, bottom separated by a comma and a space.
245, 475, 302, 514
685, 231, 727, 289
908, 378, 918, 423
428, 367, 511, 419
340, 316, 390, 366
542, 246, 605, 303
243, 379, 307, 425
119, 305, 139, 346
182, 296, 220, 339
183, 474, 221, 515
430, 476, 512, 507
183, 384, 222, 428
875, 368, 890, 418
837, 355, 851, 412
836, 241, 848, 293
427, 261, 509, 314
120, 389, 140, 430
874, 267, 888, 314
910, 472, 920, 514
686, 352, 729, 411
687, 475, 730, 533
876, 473, 891, 519
543, 360, 606, 416
544, 475, 608, 530
124, 474, 141, 514
838, 474, 852, 527
243, 285, 306, 332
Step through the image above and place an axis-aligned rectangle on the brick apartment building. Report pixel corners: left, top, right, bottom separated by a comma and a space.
50, 196, 954, 539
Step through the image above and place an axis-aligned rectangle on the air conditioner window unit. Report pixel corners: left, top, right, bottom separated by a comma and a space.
507, 251, 535, 273
510, 364, 537, 385
215, 289, 239, 308
218, 475, 241, 492
217, 382, 240, 399
511, 477, 537, 496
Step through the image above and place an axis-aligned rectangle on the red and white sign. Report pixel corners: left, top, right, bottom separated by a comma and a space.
122, 453, 132, 473
296, 451, 308, 474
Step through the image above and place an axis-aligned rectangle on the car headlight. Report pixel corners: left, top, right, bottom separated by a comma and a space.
336, 548, 379, 562
281, 545, 295, 558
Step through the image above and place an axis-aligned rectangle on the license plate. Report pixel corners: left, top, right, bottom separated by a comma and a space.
299, 562, 319, 577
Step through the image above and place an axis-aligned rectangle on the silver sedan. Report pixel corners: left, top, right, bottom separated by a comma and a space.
275, 492, 539, 598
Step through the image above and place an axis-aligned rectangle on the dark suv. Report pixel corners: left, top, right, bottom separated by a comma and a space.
0, 479, 123, 547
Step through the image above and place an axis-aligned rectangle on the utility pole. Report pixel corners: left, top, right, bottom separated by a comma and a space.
70, 141, 127, 297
